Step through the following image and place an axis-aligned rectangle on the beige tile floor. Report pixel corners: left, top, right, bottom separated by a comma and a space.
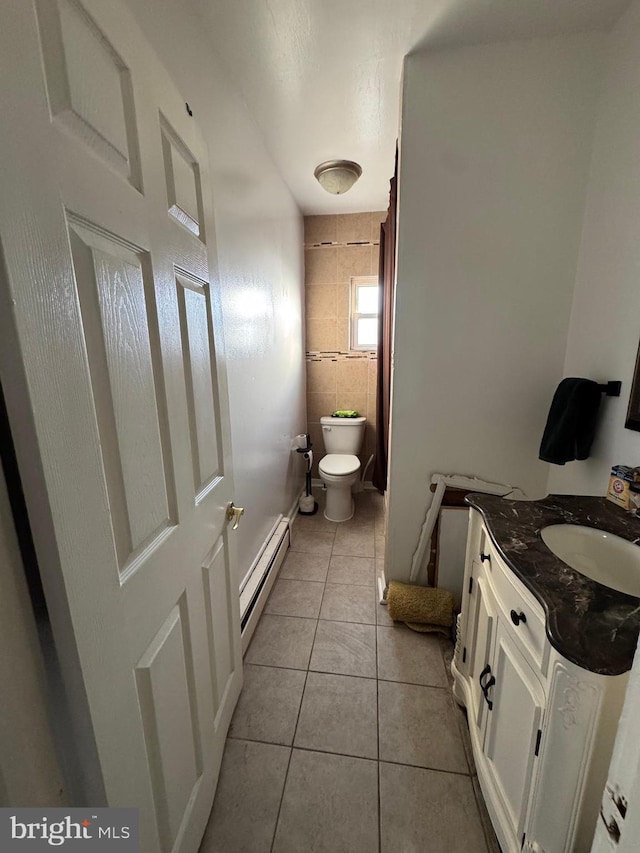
200, 490, 499, 853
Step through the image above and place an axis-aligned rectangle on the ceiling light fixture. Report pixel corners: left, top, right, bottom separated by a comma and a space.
314, 159, 362, 195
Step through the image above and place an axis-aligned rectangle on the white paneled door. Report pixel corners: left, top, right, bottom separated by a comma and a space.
0, 2, 242, 851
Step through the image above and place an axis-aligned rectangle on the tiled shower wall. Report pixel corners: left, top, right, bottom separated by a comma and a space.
304, 212, 386, 478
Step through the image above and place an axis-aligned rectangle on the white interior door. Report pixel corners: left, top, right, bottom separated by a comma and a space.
0, 1, 242, 851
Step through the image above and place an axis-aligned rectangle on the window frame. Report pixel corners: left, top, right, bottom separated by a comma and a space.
349, 275, 379, 352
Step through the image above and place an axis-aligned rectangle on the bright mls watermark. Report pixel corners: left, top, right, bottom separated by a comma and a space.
0, 809, 138, 850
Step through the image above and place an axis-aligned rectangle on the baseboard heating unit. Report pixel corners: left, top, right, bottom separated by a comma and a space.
240, 518, 290, 654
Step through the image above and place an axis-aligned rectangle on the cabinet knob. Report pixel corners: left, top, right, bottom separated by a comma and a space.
480, 551, 491, 564
510, 609, 527, 626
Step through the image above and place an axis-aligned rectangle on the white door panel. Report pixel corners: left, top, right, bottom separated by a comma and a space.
0, 2, 241, 851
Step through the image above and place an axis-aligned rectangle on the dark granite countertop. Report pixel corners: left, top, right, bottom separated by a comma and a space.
465, 494, 640, 676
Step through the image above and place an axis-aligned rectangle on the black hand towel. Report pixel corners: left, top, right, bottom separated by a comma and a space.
539, 378, 602, 465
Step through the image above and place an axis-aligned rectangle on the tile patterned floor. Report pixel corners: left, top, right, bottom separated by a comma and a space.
200, 490, 499, 853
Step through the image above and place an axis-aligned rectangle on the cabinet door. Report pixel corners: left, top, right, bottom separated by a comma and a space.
483, 617, 545, 844
467, 571, 497, 734
457, 509, 482, 661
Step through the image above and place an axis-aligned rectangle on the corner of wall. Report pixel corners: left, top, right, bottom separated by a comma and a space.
387, 31, 606, 582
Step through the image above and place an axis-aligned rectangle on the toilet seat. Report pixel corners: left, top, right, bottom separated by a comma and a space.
319, 454, 360, 477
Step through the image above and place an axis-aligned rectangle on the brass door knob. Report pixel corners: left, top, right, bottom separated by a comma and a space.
226, 502, 245, 530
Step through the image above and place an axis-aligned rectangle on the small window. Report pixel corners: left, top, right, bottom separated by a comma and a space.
350, 276, 379, 351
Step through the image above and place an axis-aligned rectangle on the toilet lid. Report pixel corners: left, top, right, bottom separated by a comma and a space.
319, 454, 360, 476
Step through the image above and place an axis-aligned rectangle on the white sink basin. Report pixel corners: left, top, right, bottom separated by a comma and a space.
541, 524, 640, 597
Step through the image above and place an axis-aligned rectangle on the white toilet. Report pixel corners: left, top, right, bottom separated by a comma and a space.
318, 416, 367, 522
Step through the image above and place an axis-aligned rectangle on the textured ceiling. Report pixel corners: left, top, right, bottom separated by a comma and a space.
191, 0, 629, 214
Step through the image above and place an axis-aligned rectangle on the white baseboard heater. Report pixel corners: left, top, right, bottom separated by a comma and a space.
240, 519, 290, 654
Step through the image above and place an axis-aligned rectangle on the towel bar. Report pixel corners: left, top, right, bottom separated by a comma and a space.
597, 381, 622, 397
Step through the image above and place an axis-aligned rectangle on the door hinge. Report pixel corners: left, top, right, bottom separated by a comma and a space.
462, 646, 467, 664
468, 576, 473, 594
534, 728, 542, 757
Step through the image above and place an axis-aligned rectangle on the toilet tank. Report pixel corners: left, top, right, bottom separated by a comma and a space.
320, 416, 366, 454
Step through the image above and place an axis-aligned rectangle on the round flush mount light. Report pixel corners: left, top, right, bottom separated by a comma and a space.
314, 159, 362, 195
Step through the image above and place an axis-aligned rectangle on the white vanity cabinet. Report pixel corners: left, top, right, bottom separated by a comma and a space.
452, 509, 629, 853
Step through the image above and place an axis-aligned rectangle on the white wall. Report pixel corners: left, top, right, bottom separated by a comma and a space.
122, 0, 306, 587
548, 2, 640, 499
528, 10, 640, 853
543, 11, 640, 841
387, 33, 604, 582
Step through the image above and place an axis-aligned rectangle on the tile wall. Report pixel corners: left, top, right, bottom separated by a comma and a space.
304, 212, 386, 477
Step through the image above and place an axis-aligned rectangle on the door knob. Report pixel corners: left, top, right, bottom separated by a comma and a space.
226, 502, 245, 530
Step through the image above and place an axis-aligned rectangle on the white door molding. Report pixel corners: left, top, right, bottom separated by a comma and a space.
0, 454, 65, 807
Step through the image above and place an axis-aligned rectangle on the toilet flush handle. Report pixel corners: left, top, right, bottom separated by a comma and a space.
322, 425, 331, 431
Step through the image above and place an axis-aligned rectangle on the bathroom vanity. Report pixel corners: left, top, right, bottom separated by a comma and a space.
451, 495, 640, 853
